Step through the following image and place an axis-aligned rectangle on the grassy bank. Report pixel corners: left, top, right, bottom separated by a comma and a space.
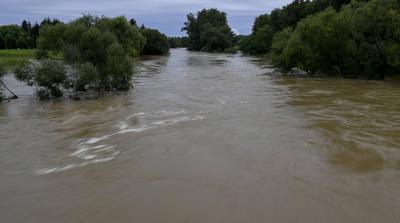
0, 49, 35, 70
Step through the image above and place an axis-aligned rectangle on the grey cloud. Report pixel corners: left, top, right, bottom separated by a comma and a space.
0, 0, 292, 35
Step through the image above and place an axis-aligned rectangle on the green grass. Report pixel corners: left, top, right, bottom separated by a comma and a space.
0, 49, 35, 70
0, 49, 63, 70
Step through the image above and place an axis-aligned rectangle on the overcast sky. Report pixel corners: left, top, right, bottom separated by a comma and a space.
0, 0, 292, 36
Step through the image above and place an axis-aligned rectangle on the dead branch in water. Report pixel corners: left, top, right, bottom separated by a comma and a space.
0, 79, 18, 99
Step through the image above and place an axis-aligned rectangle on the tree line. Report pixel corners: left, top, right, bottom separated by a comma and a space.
239, 0, 400, 79
0, 18, 62, 49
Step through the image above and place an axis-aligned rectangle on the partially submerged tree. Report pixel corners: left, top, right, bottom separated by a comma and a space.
15, 60, 67, 99
17, 15, 147, 99
182, 8, 235, 52
239, 15, 274, 55
239, 0, 358, 55
270, 0, 400, 79
34, 60, 67, 98
140, 27, 170, 55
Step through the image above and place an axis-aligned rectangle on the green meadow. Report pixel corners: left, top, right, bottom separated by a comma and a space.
0, 49, 35, 69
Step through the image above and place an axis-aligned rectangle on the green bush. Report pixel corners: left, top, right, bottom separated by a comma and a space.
106, 43, 133, 91
271, 28, 295, 73
36, 15, 145, 93
14, 63, 35, 86
74, 62, 100, 91
34, 59, 67, 98
15, 60, 67, 99
34, 48, 49, 59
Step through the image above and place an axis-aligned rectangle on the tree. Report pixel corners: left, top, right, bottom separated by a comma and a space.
30, 23, 40, 48
140, 28, 170, 55
106, 43, 133, 91
239, 0, 362, 55
40, 18, 62, 26
74, 62, 100, 91
182, 8, 235, 52
0, 25, 24, 49
270, 0, 400, 79
34, 59, 67, 98
129, 19, 138, 28
29, 15, 145, 98
16, 35, 29, 48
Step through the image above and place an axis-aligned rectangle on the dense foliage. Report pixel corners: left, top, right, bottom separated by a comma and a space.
239, 0, 361, 55
0, 18, 60, 50
15, 59, 67, 99
140, 27, 170, 55
33, 15, 145, 93
0, 25, 28, 49
168, 36, 189, 48
271, 0, 400, 79
182, 8, 235, 52
239, 0, 398, 79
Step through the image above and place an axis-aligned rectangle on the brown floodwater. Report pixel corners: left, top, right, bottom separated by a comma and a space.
0, 48, 399, 222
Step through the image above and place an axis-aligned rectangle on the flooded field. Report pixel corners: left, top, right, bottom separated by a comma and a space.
0, 48, 399, 222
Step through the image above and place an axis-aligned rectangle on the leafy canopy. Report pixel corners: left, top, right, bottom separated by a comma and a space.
182, 8, 235, 52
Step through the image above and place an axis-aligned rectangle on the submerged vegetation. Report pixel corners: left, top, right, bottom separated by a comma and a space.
6, 15, 171, 100
15, 15, 142, 99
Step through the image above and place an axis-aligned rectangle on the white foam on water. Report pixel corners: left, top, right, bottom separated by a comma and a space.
34, 111, 204, 175
125, 112, 148, 120
34, 152, 119, 175
71, 144, 115, 160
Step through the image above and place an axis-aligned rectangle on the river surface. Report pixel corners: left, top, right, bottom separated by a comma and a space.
1, 48, 400, 222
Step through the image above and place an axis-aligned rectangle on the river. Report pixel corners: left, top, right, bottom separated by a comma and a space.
0, 48, 399, 222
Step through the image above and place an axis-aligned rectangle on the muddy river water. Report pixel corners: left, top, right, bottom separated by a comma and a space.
0, 49, 399, 222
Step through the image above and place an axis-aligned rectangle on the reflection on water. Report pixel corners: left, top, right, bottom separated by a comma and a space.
0, 49, 399, 222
